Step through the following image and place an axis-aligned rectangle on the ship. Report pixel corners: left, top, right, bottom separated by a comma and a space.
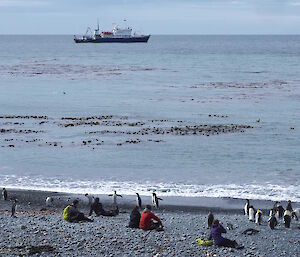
74, 21, 150, 43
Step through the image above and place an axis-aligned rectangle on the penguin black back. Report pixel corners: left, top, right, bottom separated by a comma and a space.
208, 212, 214, 228
136, 193, 142, 208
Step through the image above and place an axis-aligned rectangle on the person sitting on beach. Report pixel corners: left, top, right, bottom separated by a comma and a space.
129, 206, 141, 228
139, 205, 163, 231
89, 197, 118, 217
209, 220, 242, 249
63, 199, 93, 222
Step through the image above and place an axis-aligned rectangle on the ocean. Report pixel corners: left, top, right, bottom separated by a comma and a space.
0, 35, 299, 202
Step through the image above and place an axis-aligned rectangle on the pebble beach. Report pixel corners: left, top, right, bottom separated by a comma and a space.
0, 190, 299, 256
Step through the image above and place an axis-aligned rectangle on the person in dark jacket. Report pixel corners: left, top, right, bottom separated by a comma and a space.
209, 220, 241, 248
89, 197, 118, 217
129, 206, 141, 228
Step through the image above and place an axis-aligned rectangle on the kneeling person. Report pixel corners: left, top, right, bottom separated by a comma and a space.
209, 220, 242, 249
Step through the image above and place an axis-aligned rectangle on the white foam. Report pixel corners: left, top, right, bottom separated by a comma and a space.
1, 174, 299, 202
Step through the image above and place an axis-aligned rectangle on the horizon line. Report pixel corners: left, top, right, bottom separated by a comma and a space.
1, 33, 300, 36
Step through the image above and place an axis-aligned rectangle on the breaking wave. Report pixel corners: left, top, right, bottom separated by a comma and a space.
1, 175, 299, 202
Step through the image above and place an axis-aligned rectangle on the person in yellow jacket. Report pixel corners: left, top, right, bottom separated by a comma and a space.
63, 199, 93, 222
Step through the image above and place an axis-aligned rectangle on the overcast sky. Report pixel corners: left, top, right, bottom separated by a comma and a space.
0, 0, 300, 34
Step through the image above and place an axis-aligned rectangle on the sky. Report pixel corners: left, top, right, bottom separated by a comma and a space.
0, 0, 300, 34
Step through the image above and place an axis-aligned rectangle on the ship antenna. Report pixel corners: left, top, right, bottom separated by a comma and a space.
97, 18, 99, 31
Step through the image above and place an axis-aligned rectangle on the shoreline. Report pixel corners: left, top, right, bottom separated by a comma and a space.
1, 188, 299, 214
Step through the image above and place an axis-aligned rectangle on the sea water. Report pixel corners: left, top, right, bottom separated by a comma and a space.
0, 35, 299, 202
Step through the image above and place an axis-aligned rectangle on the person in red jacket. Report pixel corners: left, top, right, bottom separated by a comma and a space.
139, 205, 163, 230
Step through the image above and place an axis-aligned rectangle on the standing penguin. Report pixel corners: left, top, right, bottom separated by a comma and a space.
2, 188, 8, 201
11, 199, 17, 217
255, 209, 262, 225
249, 205, 255, 222
152, 193, 163, 209
84, 193, 94, 206
136, 193, 142, 208
207, 211, 214, 229
45, 196, 54, 207
108, 191, 122, 209
244, 199, 250, 216
268, 212, 278, 230
277, 203, 284, 218
283, 209, 292, 228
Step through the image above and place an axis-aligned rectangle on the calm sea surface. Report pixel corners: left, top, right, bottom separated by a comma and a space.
0, 35, 299, 201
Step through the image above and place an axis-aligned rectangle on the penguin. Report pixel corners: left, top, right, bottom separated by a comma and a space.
84, 193, 94, 206
136, 193, 142, 208
2, 188, 8, 201
292, 208, 299, 221
248, 205, 255, 222
277, 203, 284, 218
268, 212, 278, 230
152, 192, 163, 209
11, 199, 17, 217
207, 211, 214, 228
45, 196, 54, 207
255, 209, 262, 225
244, 199, 250, 216
108, 191, 122, 209
283, 209, 292, 228
226, 223, 233, 230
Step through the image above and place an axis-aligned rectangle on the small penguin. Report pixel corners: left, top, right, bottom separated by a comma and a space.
248, 205, 255, 222
292, 208, 299, 221
255, 209, 262, 225
2, 188, 8, 201
136, 193, 142, 208
244, 199, 250, 216
207, 211, 214, 228
283, 209, 292, 228
152, 192, 163, 209
11, 199, 17, 217
108, 191, 122, 209
45, 196, 54, 207
84, 193, 94, 206
268, 211, 278, 230
226, 223, 233, 230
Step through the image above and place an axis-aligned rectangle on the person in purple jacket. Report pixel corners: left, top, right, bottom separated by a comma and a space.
209, 219, 242, 248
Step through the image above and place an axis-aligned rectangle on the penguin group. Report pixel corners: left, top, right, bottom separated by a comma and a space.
244, 199, 299, 230
244, 199, 262, 225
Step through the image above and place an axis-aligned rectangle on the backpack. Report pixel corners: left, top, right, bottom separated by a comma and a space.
63, 205, 71, 221
196, 238, 213, 246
